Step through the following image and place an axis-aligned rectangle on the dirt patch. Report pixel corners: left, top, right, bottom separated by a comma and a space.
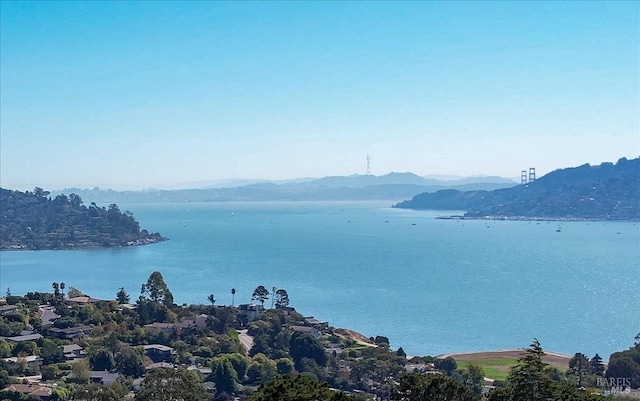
439, 350, 572, 371
334, 328, 376, 347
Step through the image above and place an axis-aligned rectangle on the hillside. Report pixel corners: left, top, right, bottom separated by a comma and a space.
0, 188, 165, 250
393, 157, 640, 220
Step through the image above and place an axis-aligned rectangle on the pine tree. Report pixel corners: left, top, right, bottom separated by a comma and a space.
507, 339, 553, 401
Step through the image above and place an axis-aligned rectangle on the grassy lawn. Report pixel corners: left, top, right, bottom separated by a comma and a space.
456, 358, 519, 382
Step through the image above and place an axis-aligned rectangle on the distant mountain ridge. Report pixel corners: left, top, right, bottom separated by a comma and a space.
51, 173, 516, 203
393, 157, 640, 220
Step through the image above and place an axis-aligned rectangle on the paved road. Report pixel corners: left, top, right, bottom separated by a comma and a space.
38, 306, 59, 326
237, 329, 254, 353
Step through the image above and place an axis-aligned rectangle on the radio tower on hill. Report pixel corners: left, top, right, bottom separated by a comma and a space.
366, 154, 371, 175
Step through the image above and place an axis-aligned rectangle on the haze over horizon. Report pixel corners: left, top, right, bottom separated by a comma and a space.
1, 2, 638, 191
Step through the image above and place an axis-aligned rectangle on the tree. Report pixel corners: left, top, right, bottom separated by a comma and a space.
89, 347, 115, 371
208, 294, 216, 306
115, 346, 144, 378
463, 363, 485, 395
506, 339, 553, 401
68, 287, 84, 298
40, 339, 64, 364
211, 357, 239, 395
72, 383, 119, 401
52, 282, 60, 299
606, 355, 640, 389
568, 352, 590, 387
434, 356, 457, 375
116, 287, 130, 304
231, 288, 236, 307
60, 282, 65, 297
251, 375, 356, 401
276, 357, 295, 375
136, 368, 210, 401
140, 271, 174, 307
274, 289, 289, 308
246, 353, 277, 384
290, 332, 327, 370
72, 358, 91, 384
590, 353, 605, 376
394, 373, 479, 401
252, 286, 269, 307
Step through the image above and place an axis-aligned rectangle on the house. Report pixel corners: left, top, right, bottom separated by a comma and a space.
3, 333, 43, 342
143, 322, 179, 337
180, 314, 209, 331
187, 365, 212, 376
61, 344, 85, 361
67, 296, 104, 304
238, 304, 264, 322
291, 325, 321, 339
141, 344, 175, 363
0, 305, 19, 315
2, 355, 44, 370
1, 384, 52, 400
145, 362, 175, 370
89, 371, 119, 385
49, 325, 93, 339
304, 316, 329, 330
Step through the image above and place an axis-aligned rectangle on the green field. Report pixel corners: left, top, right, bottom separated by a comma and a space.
456, 358, 519, 382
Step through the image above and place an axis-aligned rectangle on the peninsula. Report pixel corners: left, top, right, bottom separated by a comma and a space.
393, 157, 640, 221
0, 187, 165, 250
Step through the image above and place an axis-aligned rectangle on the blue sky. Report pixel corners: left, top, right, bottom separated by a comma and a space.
1, 1, 638, 190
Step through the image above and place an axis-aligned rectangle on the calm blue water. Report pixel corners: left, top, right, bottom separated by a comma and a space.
1, 201, 639, 359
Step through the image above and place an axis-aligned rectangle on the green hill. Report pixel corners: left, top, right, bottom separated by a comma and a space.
0, 187, 165, 250
393, 157, 640, 220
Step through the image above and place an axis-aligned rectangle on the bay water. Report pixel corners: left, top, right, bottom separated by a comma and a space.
1, 201, 638, 359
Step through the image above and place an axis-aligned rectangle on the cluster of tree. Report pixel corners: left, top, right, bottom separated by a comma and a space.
605, 332, 640, 389
487, 339, 634, 401
0, 187, 165, 250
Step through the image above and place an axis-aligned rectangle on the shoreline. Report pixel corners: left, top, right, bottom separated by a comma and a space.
435, 214, 639, 222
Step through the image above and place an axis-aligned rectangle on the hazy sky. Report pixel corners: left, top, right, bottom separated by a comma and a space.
1, 1, 638, 190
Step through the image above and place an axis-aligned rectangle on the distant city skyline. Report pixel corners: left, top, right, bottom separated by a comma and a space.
1, 1, 638, 191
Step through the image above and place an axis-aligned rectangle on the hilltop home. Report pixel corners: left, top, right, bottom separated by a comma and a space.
238, 304, 264, 322
304, 316, 329, 330
291, 325, 321, 339
66, 296, 104, 304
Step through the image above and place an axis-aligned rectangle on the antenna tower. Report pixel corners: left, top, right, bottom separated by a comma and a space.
366, 154, 371, 175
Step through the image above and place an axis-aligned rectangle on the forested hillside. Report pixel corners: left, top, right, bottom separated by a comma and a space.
0, 187, 165, 250
394, 157, 640, 220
